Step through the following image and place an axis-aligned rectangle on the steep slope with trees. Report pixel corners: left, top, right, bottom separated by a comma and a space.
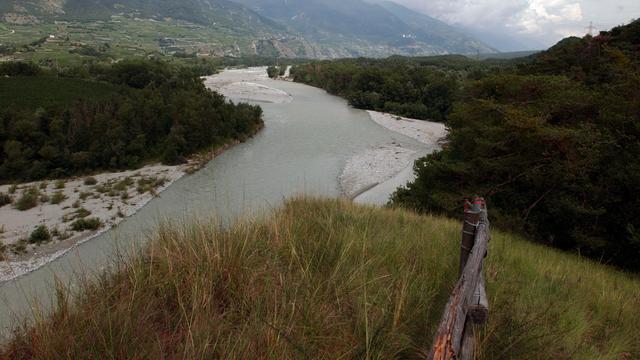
394, 20, 640, 270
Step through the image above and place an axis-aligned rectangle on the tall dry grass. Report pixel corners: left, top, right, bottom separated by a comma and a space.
1, 197, 638, 359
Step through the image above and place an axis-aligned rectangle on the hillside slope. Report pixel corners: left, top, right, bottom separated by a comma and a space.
233, 0, 494, 56
0, 0, 494, 58
0, 0, 310, 58
2, 197, 638, 358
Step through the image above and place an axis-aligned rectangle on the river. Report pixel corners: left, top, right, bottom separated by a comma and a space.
0, 68, 428, 337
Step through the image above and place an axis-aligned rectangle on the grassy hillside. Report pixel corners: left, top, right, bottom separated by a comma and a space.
2, 198, 638, 358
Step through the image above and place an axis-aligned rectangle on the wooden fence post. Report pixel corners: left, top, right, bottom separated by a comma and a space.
460, 198, 482, 274
428, 197, 490, 360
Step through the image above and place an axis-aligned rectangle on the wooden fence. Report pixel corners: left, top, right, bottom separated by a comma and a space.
428, 197, 490, 360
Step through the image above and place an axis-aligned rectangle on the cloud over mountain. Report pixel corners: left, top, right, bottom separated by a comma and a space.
389, 0, 639, 48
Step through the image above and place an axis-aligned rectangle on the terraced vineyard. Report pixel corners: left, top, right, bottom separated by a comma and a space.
0, 16, 310, 65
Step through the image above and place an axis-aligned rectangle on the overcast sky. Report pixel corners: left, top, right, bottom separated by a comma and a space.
389, 0, 639, 48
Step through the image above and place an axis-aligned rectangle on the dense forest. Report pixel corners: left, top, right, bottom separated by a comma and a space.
290, 55, 510, 121
296, 20, 640, 271
0, 60, 264, 182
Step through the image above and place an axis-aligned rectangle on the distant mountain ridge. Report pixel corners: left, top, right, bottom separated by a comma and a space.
0, 0, 496, 58
232, 0, 495, 56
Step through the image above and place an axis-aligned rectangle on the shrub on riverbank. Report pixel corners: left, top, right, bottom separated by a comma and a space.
49, 191, 67, 205
14, 187, 39, 211
29, 225, 51, 244
2, 198, 638, 358
70, 218, 102, 232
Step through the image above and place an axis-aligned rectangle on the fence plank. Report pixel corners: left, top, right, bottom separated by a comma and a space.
459, 322, 476, 360
469, 275, 489, 324
428, 207, 490, 360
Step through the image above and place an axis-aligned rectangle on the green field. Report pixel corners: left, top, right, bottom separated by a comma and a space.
2, 197, 638, 359
0, 76, 119, 109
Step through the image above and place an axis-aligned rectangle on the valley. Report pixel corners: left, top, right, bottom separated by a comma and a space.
0, 66, 445, 335
0, 0, 495, 62
0, 1, 639, 358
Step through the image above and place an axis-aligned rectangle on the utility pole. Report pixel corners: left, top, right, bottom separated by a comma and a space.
586, 21, 596, 36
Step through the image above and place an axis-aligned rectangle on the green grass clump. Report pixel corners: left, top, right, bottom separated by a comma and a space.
70, 218, 102, 232
49, 191, 67, 205
113, 177, 134, 192
14, 187, 39, 211
74, 208, 91, 219
83, 177, 98, 186
136, 176, 167, 194
1, 197, 638, 359
29, 225, 51, 244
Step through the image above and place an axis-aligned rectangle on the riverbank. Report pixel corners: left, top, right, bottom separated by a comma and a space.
0, 67, 268, 283
0, 133, 262, 283
340, 143, 417, 199
366, 110, 447, 148
0, 165, 186, 282
203, 67, 293, 104
340, 111, 447, 204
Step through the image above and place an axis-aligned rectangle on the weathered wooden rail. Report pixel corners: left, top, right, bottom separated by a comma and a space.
429, 197, 490, 360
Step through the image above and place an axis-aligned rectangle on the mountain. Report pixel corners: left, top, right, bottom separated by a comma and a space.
464, 27, 547, 52
1, 0, 284, 34
0, 0, 495, 58
374, 1, 494, 54
232, 0, 495, 56
0, 0, 314, 58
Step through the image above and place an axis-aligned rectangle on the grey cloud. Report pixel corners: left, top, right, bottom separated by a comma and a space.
388, 0, 639, 48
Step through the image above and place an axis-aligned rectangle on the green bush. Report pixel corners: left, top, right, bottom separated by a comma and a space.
74, 208, 91, 219
29, 225, 51, 244
266, 66, 279, 78
84, 177, 98, 186
50, 191, 67, 205
14, 188, 39, 211
71, 218, 102, 232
